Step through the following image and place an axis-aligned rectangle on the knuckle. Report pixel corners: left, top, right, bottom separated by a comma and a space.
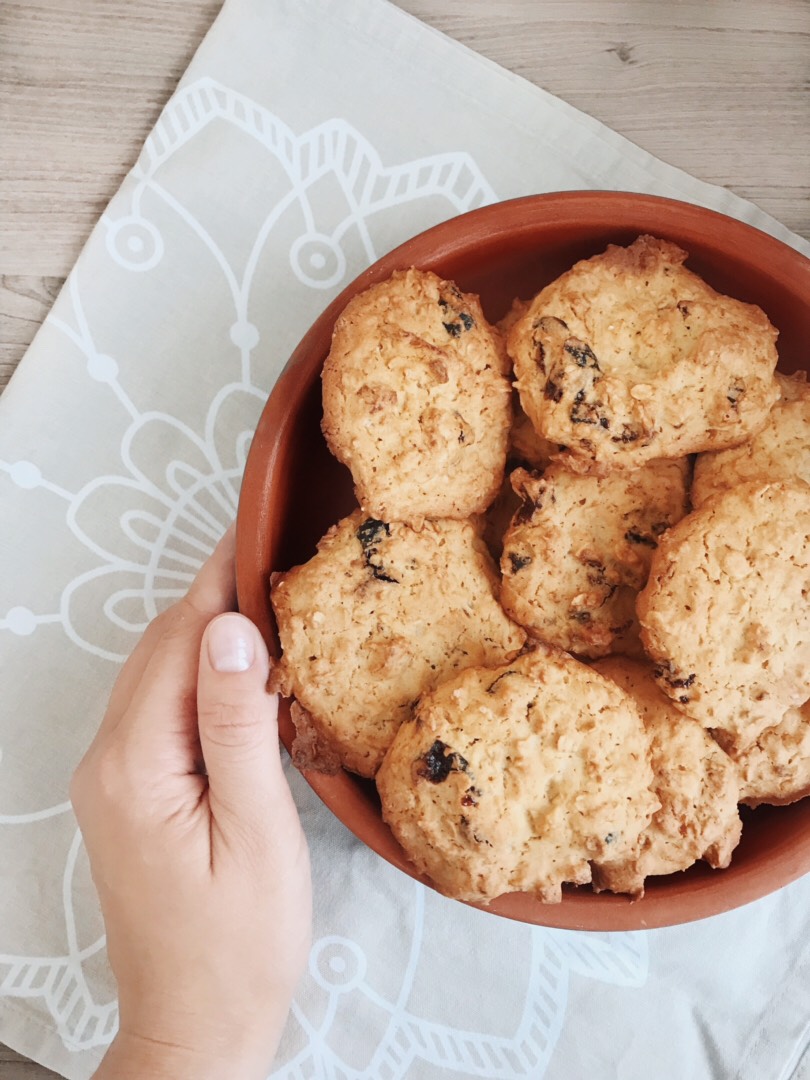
72, 741, 135, 808
69, 745, 114, 822
154, 599, 198, 642
199, 698, 264, 751
68, 759, 89, 813
146, 606, 177, 637
95, 745, 127, 799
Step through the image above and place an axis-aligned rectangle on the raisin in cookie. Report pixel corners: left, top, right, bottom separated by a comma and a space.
321, 268, 511, 523
500, 459, 688, 658
507, 235, 779, 474
479, 402, 557, 560
637, 481, 810, 752
591, 657, 741, 897
376, 645, 658, 904
734, 701, 810, 807
692, 372, 810, 508
270, 510, 525, 778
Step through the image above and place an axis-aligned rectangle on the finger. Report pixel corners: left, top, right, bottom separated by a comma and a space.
97, 610, 181, 739
108, 524, 238, 761
100, 524, 238, 739
183, 519, 238, 617
197, 613, 291, 839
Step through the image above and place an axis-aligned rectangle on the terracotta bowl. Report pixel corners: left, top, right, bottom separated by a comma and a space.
236, 191, 810, 931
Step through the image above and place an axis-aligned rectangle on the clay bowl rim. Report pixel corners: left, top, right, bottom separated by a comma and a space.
236, 190, 810, 932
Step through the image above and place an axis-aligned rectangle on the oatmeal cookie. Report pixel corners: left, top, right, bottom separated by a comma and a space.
734, 701, 810, 807
477, 472, 522, 562
591, 657, 742, 897
692, 372, 810, 507
478, 401, 557, 560
376, 645, 658, 904
496, 295, 531, 335
500, 459, 689, 658
637, 481, 810, 751
270, 510, 525, 778
509, 401, 557, 471
507, 235, 779, 474
321, 268, 512, 523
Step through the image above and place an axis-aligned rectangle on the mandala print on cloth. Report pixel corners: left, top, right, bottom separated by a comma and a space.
0, 76, 649, 1075
277, 872, 648, 1079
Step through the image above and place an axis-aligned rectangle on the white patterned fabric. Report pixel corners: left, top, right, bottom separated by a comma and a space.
2, 1, 809, 1077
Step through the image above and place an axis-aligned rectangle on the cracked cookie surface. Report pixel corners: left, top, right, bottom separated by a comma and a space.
507, 235, 779, 474
321, 268, 511, 523
270, 509, 525, 778
509, 400, 557, 471
500, 459, 689, 658
637, 481, 810, 751
376, 644, 658, 903
734, 700, 810, 807
692, 372, 810, 507
591, 657, 742, 896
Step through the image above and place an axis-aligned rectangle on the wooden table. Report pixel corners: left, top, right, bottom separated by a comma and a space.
1, 1, 808, 1075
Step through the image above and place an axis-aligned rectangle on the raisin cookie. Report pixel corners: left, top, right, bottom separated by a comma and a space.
692, 372, 810, 507
321, 268, 512, 523
270, 510, 525, 778
507, 235, 779, 474
591, 657, 742, 897
376, 645, 658, 904
509, 400, 557, 471
734, 701, 810, 807
479, 402, 557, 560
637, 481, 810, 752
500, 459, 689, 658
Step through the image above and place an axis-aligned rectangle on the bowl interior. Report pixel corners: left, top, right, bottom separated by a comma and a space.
237, 191, 810, 931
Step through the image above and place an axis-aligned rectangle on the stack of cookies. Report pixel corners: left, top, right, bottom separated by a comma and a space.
269, 237, 810, 904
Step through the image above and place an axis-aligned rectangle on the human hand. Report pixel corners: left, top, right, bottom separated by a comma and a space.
71, 526, 311, 1080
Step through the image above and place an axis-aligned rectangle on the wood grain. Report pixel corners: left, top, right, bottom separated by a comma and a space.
0, 0, 223, 274
396, 0, 810, 235
1, 0, 808, 378
0, 1043, 61, 1079
0, 277, 62, 391
1, 0, 808, 1075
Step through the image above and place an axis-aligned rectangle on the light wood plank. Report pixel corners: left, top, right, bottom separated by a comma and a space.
0, 1043, 61, 1079
397, 1, 810, 238
0, 276, 63, 390
0, 0, 223, 277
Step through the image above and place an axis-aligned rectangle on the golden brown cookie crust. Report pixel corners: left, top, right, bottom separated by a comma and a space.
592, 657, 742, 896
500, 459, 689, 658
496, 295, 531, 335
692, 372, 810, 507
321, 268, 512, 523
478, 400, 558, 561
637, 481, 810, 752
734, 701, 810, 807
507, 235, 779, 474
376, 645, 658, 904
509, 401, 557, 471
270, 510, 525, 778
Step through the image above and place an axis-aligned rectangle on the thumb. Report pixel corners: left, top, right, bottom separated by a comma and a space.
197, 612, 284, 828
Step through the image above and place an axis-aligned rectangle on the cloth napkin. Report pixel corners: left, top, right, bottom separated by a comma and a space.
2, 1, 809, 1077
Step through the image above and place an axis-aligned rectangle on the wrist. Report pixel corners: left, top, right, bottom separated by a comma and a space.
93, 1030, 272, 1080
95, 978, 292, 1080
